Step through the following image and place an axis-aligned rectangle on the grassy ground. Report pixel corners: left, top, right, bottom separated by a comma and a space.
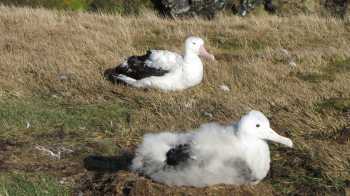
0, 172, 71, 196
0, 5, 349, 195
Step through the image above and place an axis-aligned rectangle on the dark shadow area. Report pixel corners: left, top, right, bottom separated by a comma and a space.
151, 0, 168, 16
83, 151, 134, 173
76, 151, 135, 195
325, 0, 349, 18
103, 67, 118, 84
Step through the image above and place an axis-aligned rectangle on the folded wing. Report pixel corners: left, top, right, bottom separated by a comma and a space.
114, 50, 183, 80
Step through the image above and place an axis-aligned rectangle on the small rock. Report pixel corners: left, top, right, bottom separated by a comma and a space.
59, 178, 66, 184
219, 84, 230, 92
289, 61, 297, 68
276, 48, 297, 68
184, 99, 196, 108
280, 48, 290, 57
58, 74, 69, 81
203, 112, 213, 118
26, 121, 31, 129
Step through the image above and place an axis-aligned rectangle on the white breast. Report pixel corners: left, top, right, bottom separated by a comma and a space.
241, 139, 271, 181
181, 55, 204, 88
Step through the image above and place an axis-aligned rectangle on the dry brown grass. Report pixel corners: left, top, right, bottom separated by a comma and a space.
0, 5, 350, 195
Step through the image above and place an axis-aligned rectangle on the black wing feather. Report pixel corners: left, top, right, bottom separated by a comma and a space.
114, 50, 169, 80
166, 144, 191, 166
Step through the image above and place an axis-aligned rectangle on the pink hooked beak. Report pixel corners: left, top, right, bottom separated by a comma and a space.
199, 46, 215, 61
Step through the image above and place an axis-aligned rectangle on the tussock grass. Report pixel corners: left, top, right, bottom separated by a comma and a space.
0, 5, 349, 195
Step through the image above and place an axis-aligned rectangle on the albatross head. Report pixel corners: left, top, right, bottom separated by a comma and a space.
185, 37, 215, 61
238, 110, 293, 147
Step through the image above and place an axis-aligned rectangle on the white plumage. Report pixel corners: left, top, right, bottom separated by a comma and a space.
143, 50, 183, 71
131, 110, 293, 187
114, 36, 215, 91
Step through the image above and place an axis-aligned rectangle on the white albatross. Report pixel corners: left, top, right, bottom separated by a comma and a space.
131, 110, 293, 187
112, 36, 215, 91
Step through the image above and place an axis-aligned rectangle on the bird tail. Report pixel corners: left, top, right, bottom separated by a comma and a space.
83, 152, 134, 172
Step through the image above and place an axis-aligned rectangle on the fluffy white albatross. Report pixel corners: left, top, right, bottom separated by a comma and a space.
113, 36, 215, 91
131, 110, 293, 187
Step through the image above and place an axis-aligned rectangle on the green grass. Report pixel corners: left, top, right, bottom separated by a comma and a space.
0, 96, 129, 132
294, 72, 335, 83
295, 57, 350, 83
210, 36, 242, 52
326, 57, 350, 73
0, 0, 153, 14
0, 96, 131, 195
315, 98, 350, 112
0, 172, 70, 196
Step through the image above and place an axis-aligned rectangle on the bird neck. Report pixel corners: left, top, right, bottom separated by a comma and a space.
182, 53, 203, 85
183, 51, 200, 63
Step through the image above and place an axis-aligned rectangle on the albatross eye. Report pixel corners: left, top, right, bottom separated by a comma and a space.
256, 124, 260, 128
